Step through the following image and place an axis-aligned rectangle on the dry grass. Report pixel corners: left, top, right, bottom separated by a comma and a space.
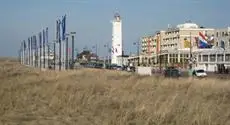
0, 59, 230, 125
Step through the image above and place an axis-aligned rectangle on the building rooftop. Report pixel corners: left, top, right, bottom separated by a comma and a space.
177, 22, 199, 29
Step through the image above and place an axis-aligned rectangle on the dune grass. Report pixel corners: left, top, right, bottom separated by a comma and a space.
0, 59, 230, 125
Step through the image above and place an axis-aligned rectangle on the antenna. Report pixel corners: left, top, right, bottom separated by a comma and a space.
168, 24, 171, 29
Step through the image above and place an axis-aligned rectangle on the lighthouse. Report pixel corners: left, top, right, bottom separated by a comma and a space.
111, 13, 122, 65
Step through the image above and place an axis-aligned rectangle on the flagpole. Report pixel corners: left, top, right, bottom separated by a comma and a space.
71, 32, 76, 69
22, 40, 26, 65
27, 39, 29, 65
34, 35, 37, 68
65, 36, 69, 70
46, 27, 49, 69
33, 36, 35, 67
53, 40, 56, 70
39, 32, 42, 69
42, 29, 46, 69
30, 37, 32, 66
32, 36, 34, 67
189, 32, 192, 69
58, 20, 62, 71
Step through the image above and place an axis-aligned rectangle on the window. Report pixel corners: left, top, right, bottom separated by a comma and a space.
229, 39, 230, 46
216, 32, 218, 37
180, 58, 183, 63
210, 55, 216, 62
226, 54, 230, 61
222, 32, 225, 37
216, 42, 219, 46
198, 55, 201, 61
217, 54, 224, 62
203, 55, 208, 62
196, 69, 205, 73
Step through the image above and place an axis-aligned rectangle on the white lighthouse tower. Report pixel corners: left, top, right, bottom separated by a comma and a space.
111, 13, 122, 65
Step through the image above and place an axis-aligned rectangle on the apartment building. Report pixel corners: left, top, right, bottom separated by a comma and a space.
161, 22, 214, 51
129, 21, 215, 68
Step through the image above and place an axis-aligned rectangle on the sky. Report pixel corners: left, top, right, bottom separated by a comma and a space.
0, 0, 230, 57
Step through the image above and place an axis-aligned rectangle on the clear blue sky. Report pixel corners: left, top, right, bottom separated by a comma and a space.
0, 0, 230, 57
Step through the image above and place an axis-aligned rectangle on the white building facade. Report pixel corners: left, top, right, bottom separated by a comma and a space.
111, 13, 123, 65
193, 47, 230, 72
116, 55, 129, 66
214, 27, 230, 49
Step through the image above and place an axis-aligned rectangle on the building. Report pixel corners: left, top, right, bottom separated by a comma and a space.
116, 55, 129, 66
128, 21, 215, 69
111, 13, 123, 65
193, 27, 230, 72
214, 27, 230, 49
192, 47, 230, 72
158, 21, 215, 69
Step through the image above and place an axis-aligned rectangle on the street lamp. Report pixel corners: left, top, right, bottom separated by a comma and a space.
92, 44, 98, 62
65, 33, 70, 70
68, 32, 76, 69
75, 48, 79, 60
104, 43, 110, 65
189, 32, 192, 69
53, 40, 58, 70
133, 40, 140, 66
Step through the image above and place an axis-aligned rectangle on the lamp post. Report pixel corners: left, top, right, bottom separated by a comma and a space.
104, 43, 110, 66
68, 32, 76, 69
65, 34, 70, 70
75, 48, 79, 61
53, 40, 58, 70
92, 44, 98, 62
47, 42, 50, 69
133, 40, 140, 66
189, 32, 192, 69
121, 40, 124, 67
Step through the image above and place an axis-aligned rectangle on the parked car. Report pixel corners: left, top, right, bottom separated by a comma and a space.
127, 66, 135, 72
116, 66, 123, 71
164, 67, 180, 78
193, 69, 207, 77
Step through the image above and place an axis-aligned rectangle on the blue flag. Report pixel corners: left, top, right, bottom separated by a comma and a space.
31, 36, 34, 50
32, 35, 37, 50
28, 38, 30, 50
46, 27, 48, 43
56, 20, 59, 42
39, 32, 42, 48
31, 36, 33, 50
23, 40, 26, 50
61, 15, 66, 41
43, 29, 45, 46
34, 35, 37, 50
58, 19, 61, 42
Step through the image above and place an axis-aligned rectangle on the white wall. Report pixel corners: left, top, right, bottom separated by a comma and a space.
195, 64, 216, 72
136, 67, 153, 76
116, 57, 129, 66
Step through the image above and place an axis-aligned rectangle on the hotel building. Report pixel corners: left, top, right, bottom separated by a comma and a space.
128, 21, 218, 70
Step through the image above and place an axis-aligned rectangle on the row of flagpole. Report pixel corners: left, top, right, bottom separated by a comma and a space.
19, 14, 76, 71
19, 27, 48, 69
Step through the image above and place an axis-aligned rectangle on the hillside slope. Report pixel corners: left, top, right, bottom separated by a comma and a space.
0, 60, 230, 125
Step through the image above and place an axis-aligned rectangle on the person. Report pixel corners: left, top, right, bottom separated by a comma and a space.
188, 68, 193, 77
192, 70, 196, 77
